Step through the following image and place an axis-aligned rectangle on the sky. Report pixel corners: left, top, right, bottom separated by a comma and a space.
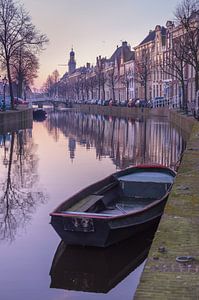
22, 0, 181, 89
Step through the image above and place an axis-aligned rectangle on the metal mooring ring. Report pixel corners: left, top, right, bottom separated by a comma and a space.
176, 256, 194, 263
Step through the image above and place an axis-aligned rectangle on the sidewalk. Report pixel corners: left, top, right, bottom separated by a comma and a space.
135, 120, 199, 299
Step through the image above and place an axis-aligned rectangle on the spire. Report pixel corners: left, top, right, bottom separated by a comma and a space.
68, 48, 76, 74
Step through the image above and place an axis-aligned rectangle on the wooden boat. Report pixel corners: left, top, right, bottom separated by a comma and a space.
50, 164, 176, 247
33, 109, 47, 121
50, 224, 158, 293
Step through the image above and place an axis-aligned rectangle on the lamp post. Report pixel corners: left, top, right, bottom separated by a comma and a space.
2, 76, 8, 111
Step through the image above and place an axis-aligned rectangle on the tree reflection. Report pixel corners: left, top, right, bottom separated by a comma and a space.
45, 111, 186, 170
0, 130, 46, 242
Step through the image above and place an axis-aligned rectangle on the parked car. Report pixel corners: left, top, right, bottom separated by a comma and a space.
14, 97, 28, 105
127, 99, 136, 107
152, 97, 165, 108
103, 100, 110, 106
90, 99, 97, 105
109, 100, 118, 106
119, 100, 128, 107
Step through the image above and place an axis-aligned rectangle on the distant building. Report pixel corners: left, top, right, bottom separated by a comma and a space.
60, 41, 135, 104
68, 48, 76, 74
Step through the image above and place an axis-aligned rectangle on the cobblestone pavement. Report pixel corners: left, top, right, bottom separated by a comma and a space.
135, 120, 199, 300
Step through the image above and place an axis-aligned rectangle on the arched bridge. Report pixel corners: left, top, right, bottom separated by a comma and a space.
31, 97, 73, 108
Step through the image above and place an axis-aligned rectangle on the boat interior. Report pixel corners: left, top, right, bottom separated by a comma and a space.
60, 170, 174, 216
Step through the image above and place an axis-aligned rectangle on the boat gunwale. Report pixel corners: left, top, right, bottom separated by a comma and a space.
50, 164, 176, 221
50, 188, 172, 220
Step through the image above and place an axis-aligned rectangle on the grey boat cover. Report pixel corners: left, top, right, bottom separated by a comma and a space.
118, 171, 174, 198
118, 171, 174, 184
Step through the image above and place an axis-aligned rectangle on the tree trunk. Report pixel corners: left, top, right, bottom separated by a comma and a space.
18, 80, 23, 98
6, 60, 14, 110
144, 81, 147, 101
181, 81, 187, 112
102, 83, 105, 100
195, 72, 199, 94
126, 82, 129, 101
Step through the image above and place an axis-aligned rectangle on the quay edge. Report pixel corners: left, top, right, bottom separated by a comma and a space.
0, 108, 33, 133
135, 117, 199, 299
75, 104, 199, 299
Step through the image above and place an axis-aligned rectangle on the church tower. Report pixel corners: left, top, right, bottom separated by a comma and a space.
68, 48, 76, 74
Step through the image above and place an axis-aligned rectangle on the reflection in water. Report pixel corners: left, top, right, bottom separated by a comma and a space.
0, 130, 47, 242
50, 223, 158, 294
45, 111, 186, 169
0, 111, 187, 300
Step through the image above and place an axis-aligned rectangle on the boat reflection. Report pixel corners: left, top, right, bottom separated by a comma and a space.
50, 223, 158, 294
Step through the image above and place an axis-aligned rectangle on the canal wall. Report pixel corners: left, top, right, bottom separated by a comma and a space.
74, 104, 195, 138
0, 108, 33, 134
74, 104, 169, 118
76, 104, 199, 299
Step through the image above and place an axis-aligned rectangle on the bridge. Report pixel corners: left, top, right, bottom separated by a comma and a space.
30, 97, 72, 108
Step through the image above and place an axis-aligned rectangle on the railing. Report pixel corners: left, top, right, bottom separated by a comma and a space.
152, 97, 180, 109
31, 97, 68, 103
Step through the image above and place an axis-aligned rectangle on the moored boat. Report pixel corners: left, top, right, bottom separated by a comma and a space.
50, 164, 176, 247
33, 109, 47, 121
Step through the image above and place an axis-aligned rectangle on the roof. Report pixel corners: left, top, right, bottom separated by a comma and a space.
139, 26, 166, 46
109, 42, 134, 63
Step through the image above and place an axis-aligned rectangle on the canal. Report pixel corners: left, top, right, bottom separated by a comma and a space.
0, 109, 186, 300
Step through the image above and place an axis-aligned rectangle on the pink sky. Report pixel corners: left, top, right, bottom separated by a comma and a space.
22, 0, 180, 89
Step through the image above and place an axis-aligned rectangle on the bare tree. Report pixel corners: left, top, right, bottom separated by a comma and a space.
8, 46, 39, 98
174, 0, 199, 93
44, 75, 54, 97
106, 67, 119, 102
95, 57, 107, 100
162, 36, 187, 110
44, 70, 60, 98
0, 0, 48, 109
73, 78, 81, 102
121, 67, 132, 101
86, 75, 97, 100
134, 49, 152, 100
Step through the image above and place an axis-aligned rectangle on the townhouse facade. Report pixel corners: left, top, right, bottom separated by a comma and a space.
58, 41, 135, 104
134, 13, 198, 108
55, 11, 198, 109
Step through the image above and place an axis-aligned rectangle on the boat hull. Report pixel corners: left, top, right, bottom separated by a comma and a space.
50, 198, 165, 247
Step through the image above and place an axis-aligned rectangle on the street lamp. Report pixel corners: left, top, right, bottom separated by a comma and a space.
2, 76, 8, 111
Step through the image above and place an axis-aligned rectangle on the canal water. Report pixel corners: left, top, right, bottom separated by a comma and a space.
0, 110, 186, 300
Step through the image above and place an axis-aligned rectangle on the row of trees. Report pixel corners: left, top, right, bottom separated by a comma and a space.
0, 0, 48, 109
43, 64, 133, 103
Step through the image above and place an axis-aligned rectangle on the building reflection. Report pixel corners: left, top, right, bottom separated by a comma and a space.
0, 130, 47, 242
45, 111, 186, 169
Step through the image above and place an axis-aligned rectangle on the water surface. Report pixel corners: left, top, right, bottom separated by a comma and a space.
0, 110, 186, 300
